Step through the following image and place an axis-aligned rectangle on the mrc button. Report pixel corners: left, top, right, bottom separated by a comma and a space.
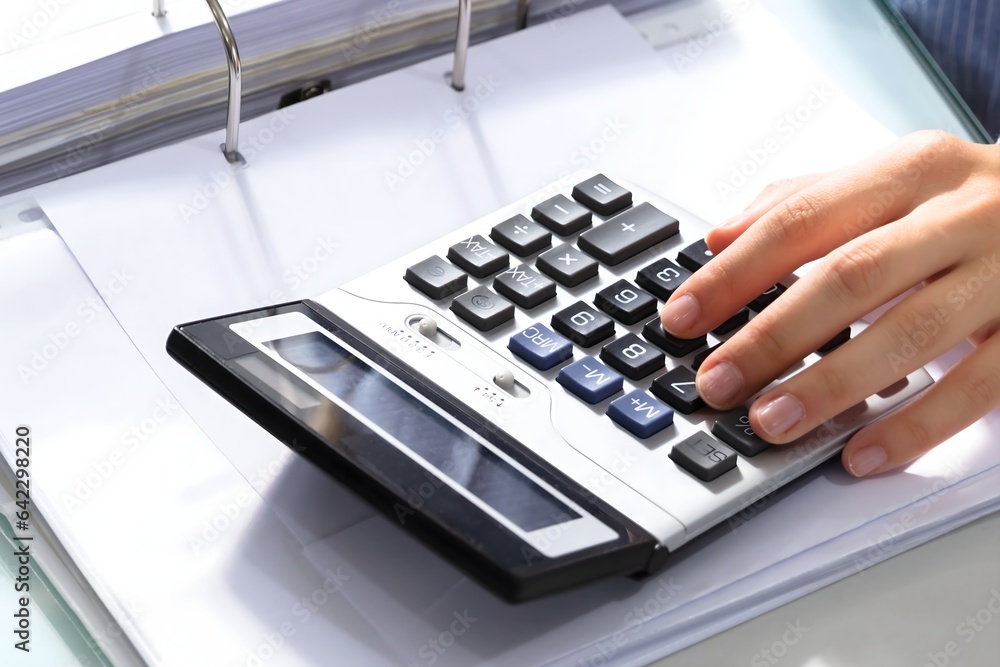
508, 323, 574, 371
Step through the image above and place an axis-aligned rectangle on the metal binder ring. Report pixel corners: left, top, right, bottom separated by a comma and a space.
152, 0, 166, 18
206, 0, 245, 163
451, 0, 471, 91
516, 0, 529, 30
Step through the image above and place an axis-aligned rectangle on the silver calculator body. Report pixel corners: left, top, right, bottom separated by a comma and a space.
168, 172, 933, 601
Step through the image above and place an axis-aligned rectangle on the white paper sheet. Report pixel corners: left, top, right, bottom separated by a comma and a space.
23, 4, 1000, 665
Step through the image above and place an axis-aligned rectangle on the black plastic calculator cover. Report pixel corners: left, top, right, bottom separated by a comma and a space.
167, 301, 659, 602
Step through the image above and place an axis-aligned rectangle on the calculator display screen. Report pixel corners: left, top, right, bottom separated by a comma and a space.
265, 332, 579, 532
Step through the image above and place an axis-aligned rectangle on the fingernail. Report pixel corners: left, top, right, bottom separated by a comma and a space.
697, 362, 744, 406
755, 394, 805, 436
662, 294, 700, 334
847, 446, 887, 477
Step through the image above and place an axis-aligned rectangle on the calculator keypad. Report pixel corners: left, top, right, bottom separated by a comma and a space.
399, 173, 814, 486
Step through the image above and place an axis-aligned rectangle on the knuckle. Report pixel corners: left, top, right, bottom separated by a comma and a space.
821, 242, 887, 305
738, 319, 788, 371
897, 416, 935, 453
958, 368, 1000, 416
901, 129, 957, 171
768, 192, 826, 245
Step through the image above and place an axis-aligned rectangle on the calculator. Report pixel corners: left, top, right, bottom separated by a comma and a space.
167, 172, 933, 601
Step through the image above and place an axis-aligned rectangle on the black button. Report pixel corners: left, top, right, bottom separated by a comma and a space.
817, 327, 851, 353
536, 243, 599, 287
531, 195, 592, 235
594, 280, 657, 325
650, 366, 704, 414
600, 334, 665, 380
551, 301, 615, 347
692, 342, 722, 371
404, 256, 467, 300
669, 432, 737, 482
712, 407, 772, 457
577, 203, 679, 266
748, 284, 787, 312
450, 286, 514, 332
571, 174, 633, 215
641, 318, 706, 358
490, 214, 552, 256
447, 235, 509, 279
636, 258, 691, 300
493, 264, 556, 309
712, 308, 749, 336
677, 239, 715, 272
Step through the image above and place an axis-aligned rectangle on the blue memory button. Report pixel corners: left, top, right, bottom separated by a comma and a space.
607, 390, 674, 438
508, 323, 574, 370
556, 357, 623, 404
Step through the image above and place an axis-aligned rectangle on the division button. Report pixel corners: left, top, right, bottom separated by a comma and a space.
748, 283, 787, 312
578, 203, 679, 265
531, 195, 593, 235
608, 390, 674, 439
450, 286, 514, 332
536, 243, 599, 287
447, 235, 510, 278
636, 258, 692, 300
508, 323, 574, 371
650, 366, 705, 414
552, 301, 615, 347
571, 174, 633, 216
491, 214, 552, 256
642, 318, 707, 358
600, 334, 665, 381
669, 432, 738, 482
493, 264, 556, 309
712, 307, 749, 336
594, 280, 657, 325
404, 256, 468, 300
711, 406, 772, 457
677, 238, 715, 272
556, 357, 624, 404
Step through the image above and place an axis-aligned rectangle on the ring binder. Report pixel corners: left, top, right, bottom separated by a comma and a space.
205, 0, 245, 163
516, 0, 530, 30
451, 0, 471, 91
152, 0, 166, 18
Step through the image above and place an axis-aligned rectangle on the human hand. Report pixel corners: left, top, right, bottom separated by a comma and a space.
659, 131, 1000, 476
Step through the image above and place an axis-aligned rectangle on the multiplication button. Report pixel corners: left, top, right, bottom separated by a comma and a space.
450, 286, 514, 332
508, 323, 573, 371
537, 243, 599, 287
607, 390, 674, 438
404, 256, 467, 299
556, 357, 623, 404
